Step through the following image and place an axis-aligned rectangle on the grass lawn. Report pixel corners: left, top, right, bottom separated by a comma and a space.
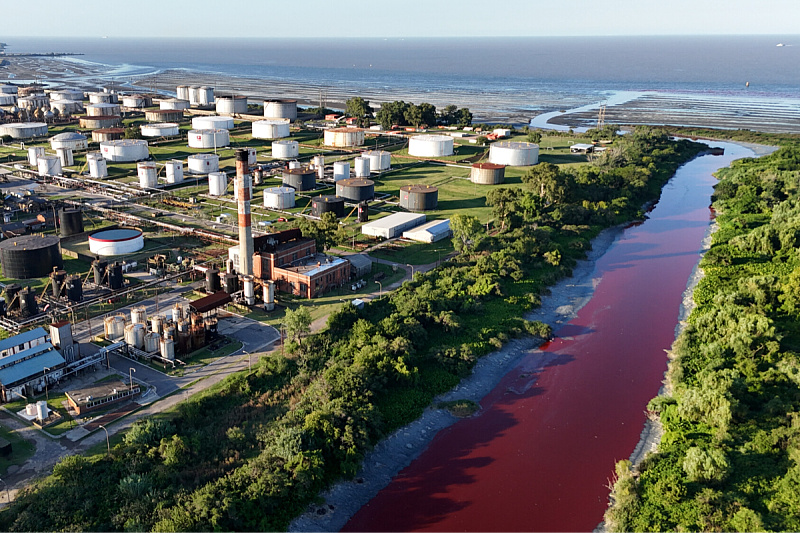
0, 423, 35, 476
370, 238, 454, 265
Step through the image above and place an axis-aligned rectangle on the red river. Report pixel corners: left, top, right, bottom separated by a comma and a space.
343, 143, 753, 532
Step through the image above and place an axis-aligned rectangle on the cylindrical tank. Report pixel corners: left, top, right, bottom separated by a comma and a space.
188, 128, 230, 149
208, 171, 228, 195
144, 109, 183, 122
324, 128, 365, 148
400, 184, 439, 211
263, 99, 297, 120
176, 319, 189, 333
56, 147, 73, 167
160, 98, 190, 110
100, 139, 149, 162
313, 155, 325, 181
191, 115, 233, 130
198, 86, 215, 106
104, 314, 126, 341
89, 229, 144, 257
188, 154, 219, 174
49, 89, 84, 101
50, 132, 88, 151
333, 161, 350, 181
247, 147, 257, 167
288, 161, 301, 170
353, 156, 370, 177
488, 141, 540, 166
163, 325, 176, 341
204, 317, 218, 332
363, 150, 391, 171
222, 272, 238, 294
4, 284, 22, 312
215, 95, 248, 115
253, 168, 263, 185
144, 331, 160, 353
408, 134, 454, 157
263, 281, 275, 311
206, 268, 221, 292
88, 92, 117, 104
150, 315, 163, 335
252, 119, 290, 140
358, 202, 369, 223
37, 155, 62, 176
176, 85, 190, 101
0, 235, 63, 279
59, 208, 83, 236
35, 400, 48, 421
108, 262, 124, 290
17, 95, 50, 109
140, 122, 179, 137
131, 305, 147, 325
164, 160, 184, 184
242, 276, 255, 305
121, 94, 152, 109
86, 103, 120, 116
65, 275, 82, 302
50, 100, 83, 115
124, 323, 146, 349
271, 140, 299, 159
27, 146, 45, 166
80, 115, 122, 129
50, 269, 66, 298
91, 128, 125, 142
87, 151, 108, 178
0, 122, 48, 139
312, 195, 345, 218
160, 337, 175, 360
20, 287, 38, 317
263, 187, 296, 209
171, 303, 184, 323
336, 178, 374, 202
282, 168, 316, 191
137, 161, 158, 188
470, 162, 506, 185
25, 403, 36, 416
92, 258, 108, 285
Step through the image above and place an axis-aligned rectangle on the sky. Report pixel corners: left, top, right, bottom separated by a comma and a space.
2, 0, 798, 38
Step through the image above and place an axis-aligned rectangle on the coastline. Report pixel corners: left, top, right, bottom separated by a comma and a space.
289, 225, 624, 532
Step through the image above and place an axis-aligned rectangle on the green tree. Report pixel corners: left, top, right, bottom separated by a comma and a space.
285, 306, 312, 344
345, 97, 373, 128
451, 214, 483, 255
376, 101, 409, 130
485, 188, 519, 230
438, 104, 458, 126
527, 130, 542, 143
682, 447, 729, 483
456, 108, 473, 128
522, 162, 569, 204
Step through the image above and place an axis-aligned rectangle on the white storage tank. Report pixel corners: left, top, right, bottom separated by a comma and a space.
89, 92, 118, 104
171, 303, 184, 322
49, 89, 84, 101
408, 134, 454, 157
87, 152, 108, 178
27, 146, 45, 166
144, 331, 160, 353
247, 147, 257, 167
288, 161, 301, 170
160, 98, 190, 110
140, 122, 179, 137
188, 153, 219, 174
188, 86, 201, 106
353, 156, 370, 177
263, 99, 297, 120
160, 337, 175, 360
164, 160, 184, 184
35, 400, 49, 421
138, 161, 158, 188
271, 140, 299, 159
131, 305, 147, 325
50, 99, 83, 115
188, 128, 230, 149
215, 95, 248, 115
252, 119, 290, 139
25, 403, 36, 416
56, 147, 74, 167
100, 139, 149, 162
191, 115, 234, 130
122, 94, 152, 109
176, 85, 190, 101
263, 187, 296, 209
17, 95, 50, 109
488, 141, 540, 166
124, 323, 146, 349
0, 122, 48, 139
208, 172, 228, 195
150, 315, 164, 335
86, 103, 121, 116
104, 314, 126, 341
324, 128, 365, 148
313, 155, 325, 181
197, 86, 214, 106
89, 228, 144, 256
37, 155, 62, 177
49, 131, 88, 151
333, 161, 350, 181
363, 150, 391, 171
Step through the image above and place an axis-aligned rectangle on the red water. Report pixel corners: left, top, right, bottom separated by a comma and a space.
344, 145, 750, 532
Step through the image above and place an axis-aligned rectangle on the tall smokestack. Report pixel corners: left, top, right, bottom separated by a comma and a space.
236, 148, 254, 277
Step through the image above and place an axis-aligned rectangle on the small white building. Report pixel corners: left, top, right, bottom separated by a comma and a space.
402, 219, 451, 243
570, 143, 595, 154
361, 212, 426, 239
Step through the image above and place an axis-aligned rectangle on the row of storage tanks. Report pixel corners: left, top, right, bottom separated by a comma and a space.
104, 303, 216, 360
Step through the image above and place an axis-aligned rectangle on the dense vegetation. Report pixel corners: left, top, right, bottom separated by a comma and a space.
605, 142, 800, 532
0, 128, 704, 532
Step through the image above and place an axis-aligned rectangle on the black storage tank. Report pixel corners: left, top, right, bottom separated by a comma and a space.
93, 258, 108, 286
20, 287, 38, 317
108, 262, 124, 290
221, 272, 238, 294
59, 208, 84, 237
358, 202, 369, 223
336, 178, 374, 202
50, 269, 66, 298
282, 168, 316, 191
65, 275, 83, 302
0, 235, 63, 279
206, 268, 221, 293
4, 283, 22, 312
400, 184, 439, 211
311, 195, 345, 218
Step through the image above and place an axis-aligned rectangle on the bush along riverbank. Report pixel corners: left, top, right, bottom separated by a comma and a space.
605, 142, 800, 532
0, 128, 705, 532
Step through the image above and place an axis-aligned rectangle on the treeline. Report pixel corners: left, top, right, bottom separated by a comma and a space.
605, 143, 800, 531
0, 128, 704, 532
345, 96, 472, 129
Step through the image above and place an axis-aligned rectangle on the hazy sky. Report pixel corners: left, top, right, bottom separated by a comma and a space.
3, 0, 798, 38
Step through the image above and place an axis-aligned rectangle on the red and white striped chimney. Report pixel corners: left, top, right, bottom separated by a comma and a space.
235, 148, 254, 277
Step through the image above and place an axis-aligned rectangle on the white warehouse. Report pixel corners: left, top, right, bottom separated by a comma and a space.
362, 212, 426, 239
